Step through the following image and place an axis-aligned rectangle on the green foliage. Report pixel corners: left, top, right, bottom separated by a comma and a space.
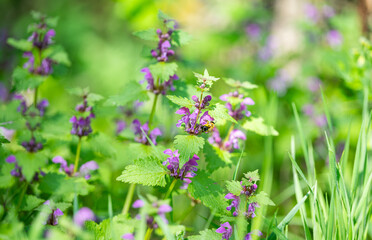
16, 152, 47, 182
188, 171, 228, 215
209, 103, 237, 123
225, 180, 242, 196
133, 29, 158, 41
204, 141, 227, 172
105, 81, 149, 106
43, 45, 71, 66
7, 38, 33, 51
172, 30, 192, 46
242, 117, 278, 136
244, 170, 260, 182
20, 195, 45, 211
116, 156, 167, 187
149, 62, 178, 82
38, 173, 93, 196
0, 133, 10, 146
166, 95, 194, 108
188, 229, 221, 240
250, 191, 275, 206
224, 78, 258, 90
12, 67, 45, 91
194, 69, 219, 91
174, 134, 205, 167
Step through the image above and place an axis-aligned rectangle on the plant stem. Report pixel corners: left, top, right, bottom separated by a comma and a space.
73, 137, 82, 174
164, 179, 177, 199
16, 182, 28, 211
34, 87, 38, 107
148, 94, 159, 129
144, 228, 153, 240
223, 123, 235, 143
122, 183, 136, 215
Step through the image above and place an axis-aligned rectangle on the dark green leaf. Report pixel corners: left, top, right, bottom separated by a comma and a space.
174, 135, 205, 167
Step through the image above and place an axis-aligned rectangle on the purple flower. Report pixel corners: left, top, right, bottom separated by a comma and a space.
220, 91, 254, 121
326, 30, 342, 47
132, 199, 172, 229
209, 128, 246, 152
245, 202, 259, 218
304, 3, 319, 23
302, 104, 314, 116
216, 222, 233, 240
21, 136, 43, 153
225, 193, 240, 216
246, 23, 261, 39
175, 106, 214, 135
52, 156, 99, 179
163, 149, 199, 189
74, 207, 96, 227
37, 99, 49, 116
314, 114, 327, 127
70, 95, 95, 138
157, 204, 172, 223
245, 230, 263, 240
132, 199, 144, 208
132, 119, 162, 145
151, 28, 176, 62
322, 5, 335, 19
307, 77, 322, 92
140, 68, 178, 95
115, 120, 126, 135
6, 155, 45, 181
44, 200, 64, 226
122, 233, 135, 240
267, 69, 293, 96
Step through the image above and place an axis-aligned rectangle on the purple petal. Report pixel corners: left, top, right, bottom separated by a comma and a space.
242, 97, 255, 105
132, 199, 144, 208
158, 204, 172, 213
175, 107, 190, 115
122, 233, 135, 240
52, 156, 67, 168
74, 207, 95, 227
6, 155, 16, 163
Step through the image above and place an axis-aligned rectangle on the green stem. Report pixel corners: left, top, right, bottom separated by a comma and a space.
193, 91, 204, 132
34, 87, 38, 107
223, 123, 235, 143
73, 137, 82, 174
122, 183, 136, 215
164, 179, 177, 199
148, 94, 159, 129
144, 228, 153, 240
16, 182, 28, 211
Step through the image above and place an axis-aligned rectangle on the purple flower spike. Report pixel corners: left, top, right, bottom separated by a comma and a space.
52, 156, 74, 176
140, 68, 178, 95
71, 95, 95, 138
225, 193, 240, 216
220, 91, 254, 121
132, 199, 144, 208
44, 201, 64, 226
132, 119, 162, 145
216, 222, 233, 240
74, 207, 96, 227
37, 99, 49, 116
122, 233, 135, 240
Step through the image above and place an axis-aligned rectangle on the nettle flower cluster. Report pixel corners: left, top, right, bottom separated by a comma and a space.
216, 171, 274, 240
70, 94, 95, 138
175, 70, 218, 135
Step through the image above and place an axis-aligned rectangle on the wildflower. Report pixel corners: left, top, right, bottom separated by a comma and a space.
6, 155, 45, 181
21, 136, 43, 153
304, 3, 319, 23
245, 230, 263, 240
225, 180, 258, 218
220, 91, 254, 121
163, 149, 199, 189
115, 120, 126, 135
246, 23, 261, 40
216, 222, 233, 240
122, 233, 135, 240
52, 156, 98, 179
209, 128, 246, 152
267, 69, 293, 96
151, 26, 176, 62
44, 200, 64, 226
225, 193, 240, 216
70, 95, 95, 138
175, 107, 214, 135
326, 30, 342, 47
74, 207, 96, 227
140, 68, 179, 95
132, 199, 172, 229
245, 202, 259, 218
132, 119, 162, 145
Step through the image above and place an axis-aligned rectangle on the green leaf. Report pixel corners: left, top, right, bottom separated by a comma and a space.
133, 29, 158, 41
224, 78, 258, 90
21, 195, 45, 211
166, 95, 194, 108
12, 67, 45, 91
149, 62, 178, 82
226, 180, 242, 196
204, 141, 227, 172
0, 133, 10, 146
89, 133, 116, 157
87, 93, 104, 104
188, 229, 221, 240
174, 135, 205, 167
44, 45, 71, 66
244, 170, 260, 182
251, 191, 275, 206
105, 81, 149, 106
209, 103, 237, 123
158, 10, 172, 21
7, 38, 33, 51
188, 171, 228, 215
194, 69, 219, 91
39, 173, 93, 196
16, 152, 47, 182
242, 117, 279, 136
116, 156, 167, 187
172, 30, 192, 46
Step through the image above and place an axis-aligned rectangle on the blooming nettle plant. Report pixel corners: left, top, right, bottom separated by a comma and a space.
132, 119, 162, 145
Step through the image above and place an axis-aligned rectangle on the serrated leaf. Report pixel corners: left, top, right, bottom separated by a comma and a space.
133, 29, 158, 41
89, 133, 116, 157
12, 67, 45, 91
204, 142, 227, 172
16, 152, 47, 182
7, 38, 33, 51
116, 156, 167, 187
188, 171, 228, 215
149, 62, 178, 82
251, 191, 275, 206
39, 173, 93, 196
226, 180, 242, 196
105, 81, 149, 106
87, 93, 104, 103
224, 78, 258, 90
44, 45, 71, 66
174, 135, 205, 167
188, 229, 221, 240
244, 170, 260, 182
242, 117, 278, 136
21, 195, 45, 211
172, 30, 192, 47
209, 103, 237, 123
166, 95, 194, 108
